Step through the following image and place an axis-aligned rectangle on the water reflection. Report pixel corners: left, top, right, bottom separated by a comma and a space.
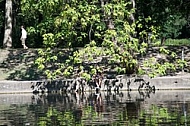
0, 90, 190, 125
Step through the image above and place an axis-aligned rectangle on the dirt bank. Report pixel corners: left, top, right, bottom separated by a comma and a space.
0, 46, 189, 80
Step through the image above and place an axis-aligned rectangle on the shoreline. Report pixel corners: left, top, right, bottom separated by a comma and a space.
0, 73, 190, 93
0, 48, 190, 93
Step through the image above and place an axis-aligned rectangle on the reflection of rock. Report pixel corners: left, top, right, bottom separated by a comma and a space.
33, 90, 153, 108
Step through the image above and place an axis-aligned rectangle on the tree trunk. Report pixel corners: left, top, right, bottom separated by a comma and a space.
130, 0, 135, 24
3, 0, 12, 48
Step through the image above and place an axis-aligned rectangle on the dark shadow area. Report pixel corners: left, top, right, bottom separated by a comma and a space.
0, 48, 78, 80
0, 49, 45, 80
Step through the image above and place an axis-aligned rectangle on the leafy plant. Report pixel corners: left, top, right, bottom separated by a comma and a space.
34, 0, 186, 80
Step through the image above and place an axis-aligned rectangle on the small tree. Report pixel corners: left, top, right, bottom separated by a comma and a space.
160, 14, 187, 44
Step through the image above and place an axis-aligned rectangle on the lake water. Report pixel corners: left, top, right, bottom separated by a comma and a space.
0, 90, 190, 126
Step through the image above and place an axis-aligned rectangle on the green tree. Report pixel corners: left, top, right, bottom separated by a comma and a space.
136, 0, 189, 43
35, 0, 140, 79
2, 0, 190, 48
34, 0, 185, 80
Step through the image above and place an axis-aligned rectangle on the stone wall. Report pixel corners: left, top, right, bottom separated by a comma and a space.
0, 74, 190, 93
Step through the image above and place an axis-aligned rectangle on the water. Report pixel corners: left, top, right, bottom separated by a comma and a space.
0, 90, 190, 126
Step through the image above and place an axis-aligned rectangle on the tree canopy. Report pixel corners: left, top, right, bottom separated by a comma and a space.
1, 0, 190, 48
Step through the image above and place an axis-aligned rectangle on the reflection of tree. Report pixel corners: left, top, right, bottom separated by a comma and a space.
38, 107, 75, 126
0, 92, 189, 125
139, 104, 188, 125
29, 95, 190, 125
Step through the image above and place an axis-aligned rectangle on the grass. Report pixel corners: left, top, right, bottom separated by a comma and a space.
164, 39, 190, 46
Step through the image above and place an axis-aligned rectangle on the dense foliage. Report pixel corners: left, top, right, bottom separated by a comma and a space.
1, 0, 190, 48
1, 0, 189, 79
